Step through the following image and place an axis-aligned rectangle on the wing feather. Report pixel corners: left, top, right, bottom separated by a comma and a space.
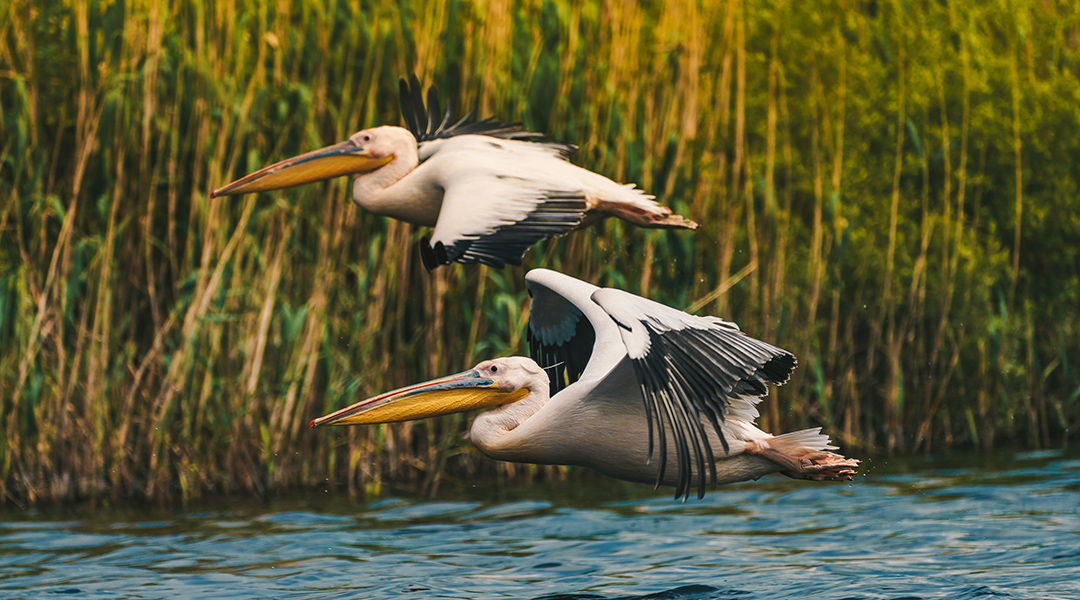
398, 75, 555, 146
525, 272, 600, 395
528, 312, 594, 395
591, 287, 797, 499
420, 139, 592, 269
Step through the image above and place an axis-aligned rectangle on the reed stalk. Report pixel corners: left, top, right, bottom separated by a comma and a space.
1, 0, 1078, 505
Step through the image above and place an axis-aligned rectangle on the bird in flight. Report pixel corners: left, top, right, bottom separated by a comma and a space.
311, 269, 858, 499
212, 76, 698, 269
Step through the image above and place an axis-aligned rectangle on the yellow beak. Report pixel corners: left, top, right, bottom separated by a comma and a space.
310, 369, 527, 427
211, 139, 393, 197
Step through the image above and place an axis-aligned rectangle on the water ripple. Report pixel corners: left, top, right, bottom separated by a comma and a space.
1, 452, 1078, 599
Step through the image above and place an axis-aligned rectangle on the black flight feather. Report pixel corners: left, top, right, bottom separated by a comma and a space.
398, 75, 551, 145
625, 319, 796, 500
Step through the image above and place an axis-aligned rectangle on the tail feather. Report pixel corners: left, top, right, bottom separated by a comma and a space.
771, 427, 838, 452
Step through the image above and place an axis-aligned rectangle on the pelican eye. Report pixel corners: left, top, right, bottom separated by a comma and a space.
490, 365, 498, 373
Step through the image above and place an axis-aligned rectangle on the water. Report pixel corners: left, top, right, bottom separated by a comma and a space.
1, 451, 1078, 599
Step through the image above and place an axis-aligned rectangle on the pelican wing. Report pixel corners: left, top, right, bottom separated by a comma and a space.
525, 269, 633, 395
590, 288, 797, 499
420, 139, 590, 269
526, 274, 597, 395
399, 75, 562, 150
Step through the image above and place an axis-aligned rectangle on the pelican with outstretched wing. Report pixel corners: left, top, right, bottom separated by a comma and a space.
212, 76, 697, 269
311, 269, 858, 499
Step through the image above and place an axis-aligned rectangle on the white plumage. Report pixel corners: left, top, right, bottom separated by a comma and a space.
212, 76, 698, 269
312, 269, 859, 499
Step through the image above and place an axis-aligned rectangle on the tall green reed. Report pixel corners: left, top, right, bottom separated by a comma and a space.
1, 0, 1078, 504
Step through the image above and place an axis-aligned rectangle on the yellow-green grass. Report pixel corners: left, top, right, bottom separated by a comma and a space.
1, 0, 1079, 504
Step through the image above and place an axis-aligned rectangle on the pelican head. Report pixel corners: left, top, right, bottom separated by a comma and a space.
310, 357, 545, 428
211, 126, 417, 198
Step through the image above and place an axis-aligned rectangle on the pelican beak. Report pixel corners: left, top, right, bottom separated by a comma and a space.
210, 139, 393, 197
310, 369, 527, 428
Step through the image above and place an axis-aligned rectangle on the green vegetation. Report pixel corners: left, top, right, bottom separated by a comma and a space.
2, 0, 1079, 505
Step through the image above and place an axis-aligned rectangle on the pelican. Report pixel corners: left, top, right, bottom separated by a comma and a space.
311, 269, 858, 499
211, 76, 698, 269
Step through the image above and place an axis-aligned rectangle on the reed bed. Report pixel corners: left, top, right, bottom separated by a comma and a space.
1, 0, 1079, 504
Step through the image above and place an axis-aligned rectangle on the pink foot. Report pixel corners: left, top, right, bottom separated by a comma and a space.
593, 200, 699, 230
745, 437, 860, 481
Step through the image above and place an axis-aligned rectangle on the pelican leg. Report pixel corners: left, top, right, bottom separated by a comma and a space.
744, 436, 859, 481
591, 199, 699, 230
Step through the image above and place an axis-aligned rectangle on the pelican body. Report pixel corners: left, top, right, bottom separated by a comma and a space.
212, 76, 697, 269
312, 269, 858, 499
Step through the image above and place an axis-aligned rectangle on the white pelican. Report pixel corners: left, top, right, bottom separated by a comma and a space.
212, 76, 698, 269
311, 269, 858, 499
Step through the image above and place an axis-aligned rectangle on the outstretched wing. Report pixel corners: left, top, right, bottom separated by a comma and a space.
399, 75, 569, 152
590, 288, 797, 500
418, 137, 590, 269
526, 278, 596, 395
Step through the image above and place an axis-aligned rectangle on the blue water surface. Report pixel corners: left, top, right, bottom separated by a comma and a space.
1, 451, 1078, 599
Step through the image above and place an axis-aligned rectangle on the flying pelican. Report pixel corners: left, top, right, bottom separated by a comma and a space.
211, 76, 698, 269
311, 269, 858, 499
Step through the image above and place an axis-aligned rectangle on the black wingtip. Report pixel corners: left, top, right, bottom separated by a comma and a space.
426, 85, 441, 136
399, 76, 416, 134
440, 97, 456, 131
410, 75, 426, 137
418, 237, 455, 272
400, 74, 549, 143
419, 236, 438, 272
434, 241, 449, 265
